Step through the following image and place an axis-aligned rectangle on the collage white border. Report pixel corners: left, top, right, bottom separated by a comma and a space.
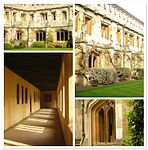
0, 0, 147, 149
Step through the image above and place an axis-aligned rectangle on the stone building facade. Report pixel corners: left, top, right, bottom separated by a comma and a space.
4, 4, 73, 47
75, 99, 131, 146
75, 4, 144, 87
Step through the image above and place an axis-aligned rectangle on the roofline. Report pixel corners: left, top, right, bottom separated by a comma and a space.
111, 4, 144, 25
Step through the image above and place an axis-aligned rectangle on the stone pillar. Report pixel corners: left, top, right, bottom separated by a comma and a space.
91, 53, 94, 68
104, 110, 108, 143
112, 107, 116, 142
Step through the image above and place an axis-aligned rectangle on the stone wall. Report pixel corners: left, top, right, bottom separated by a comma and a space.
4, 4, 73, 47
75, 4, 144, 87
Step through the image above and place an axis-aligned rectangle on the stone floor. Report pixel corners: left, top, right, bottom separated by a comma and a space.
4, 108, 65, 146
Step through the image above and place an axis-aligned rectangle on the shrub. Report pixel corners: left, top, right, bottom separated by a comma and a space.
88, 68, 117, 86
32, 41, 45, 48
131, 68, 144, 80
14, 40, 27, 49
4, 43, 13, 50
47, 42, 55, 48
20, 40, 27, 48
47, 42, 67, 48
116, 67, 131, 81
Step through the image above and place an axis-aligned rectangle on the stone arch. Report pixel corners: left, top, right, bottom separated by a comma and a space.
88, 54, 97, 68
90, 100, 116, 145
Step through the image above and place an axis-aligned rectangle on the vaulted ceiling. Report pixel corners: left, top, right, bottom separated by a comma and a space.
4, 53, 62, 91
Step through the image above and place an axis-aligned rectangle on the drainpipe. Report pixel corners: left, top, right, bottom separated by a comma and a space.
80, 100, 85, 145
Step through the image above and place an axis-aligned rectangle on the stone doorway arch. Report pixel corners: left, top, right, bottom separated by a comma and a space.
90, 100, 116, 145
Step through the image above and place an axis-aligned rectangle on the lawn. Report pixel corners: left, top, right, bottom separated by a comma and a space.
76, 80, 144, 97
5, 48, 73, 51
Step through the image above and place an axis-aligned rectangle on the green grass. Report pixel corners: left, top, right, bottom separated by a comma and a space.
5, 48, 73, 51
76, 80, 144, 97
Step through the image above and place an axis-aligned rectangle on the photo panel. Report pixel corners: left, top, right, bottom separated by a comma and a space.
4, 53, 73, 146
4, 4, 73, 51
75, 99, 144, 146
75, 4, 144, 98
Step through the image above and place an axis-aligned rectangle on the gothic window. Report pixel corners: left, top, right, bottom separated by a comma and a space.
130, 34, 134, 46
30, 14, 34, 22
137, 36, 139, 48
116, 29, 121, 43
17, 31, 22, 40
62, 11, 67, 21
13, 12, 16, 22
41, 13, 48, 21
56, 30, 68, 41
101, 23, 109, 39
124, 32, 128, 45
75, 12, 79, 32
5, 12, 9, 21
36, 31, 46, 41
51, 11, 56, 20
21, 14, 26, 22
84, 16, 92, 35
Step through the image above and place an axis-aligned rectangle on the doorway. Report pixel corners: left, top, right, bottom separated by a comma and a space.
91, 100, 116, 145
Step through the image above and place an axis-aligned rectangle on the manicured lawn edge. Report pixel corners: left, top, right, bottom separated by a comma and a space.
76, 80, 144, 97
5, 48, 73, 51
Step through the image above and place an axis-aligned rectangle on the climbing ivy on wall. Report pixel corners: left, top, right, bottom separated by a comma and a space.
123, 100, 144, 146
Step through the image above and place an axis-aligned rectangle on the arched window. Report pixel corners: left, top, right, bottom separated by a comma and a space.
36, 31, 46, 41
62, 11, 67, 21
56, 30, 68, 41
17, 31, 22, 40
51, 11, 56, 21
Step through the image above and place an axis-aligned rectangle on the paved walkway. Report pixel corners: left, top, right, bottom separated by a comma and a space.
4, 108, 65, 146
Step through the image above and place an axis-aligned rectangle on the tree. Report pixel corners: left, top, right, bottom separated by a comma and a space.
123, 100, 144, 146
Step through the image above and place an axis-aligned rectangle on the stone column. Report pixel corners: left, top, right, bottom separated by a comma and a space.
104, 110, 108, 143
